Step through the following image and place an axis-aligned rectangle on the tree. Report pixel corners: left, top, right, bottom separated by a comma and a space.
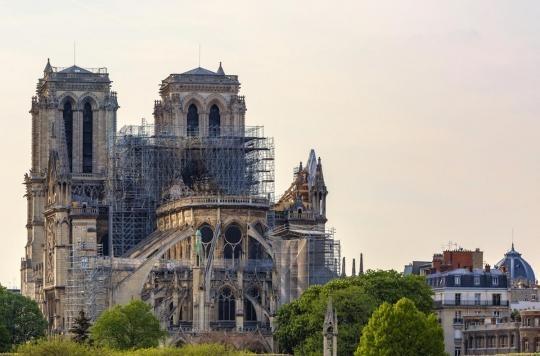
0, 323, 10, 353
90, 300, 166, 349
0, 285, 46, 350
275, 270, 434, 356
70, 310, 92, 343
355, 298, 445, 356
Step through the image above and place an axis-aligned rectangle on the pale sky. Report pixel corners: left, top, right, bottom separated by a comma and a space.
1, 0, 539, 287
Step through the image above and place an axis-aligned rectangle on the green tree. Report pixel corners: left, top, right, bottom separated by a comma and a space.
355, 298, 445, 356
275, 270, 434, 356
0, 323, 10, 352
0, 285, 46, 350
70, 310, 92, 343
90, 300, 166, 349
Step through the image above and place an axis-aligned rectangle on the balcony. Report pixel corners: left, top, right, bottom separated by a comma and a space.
434, 300, 509, 308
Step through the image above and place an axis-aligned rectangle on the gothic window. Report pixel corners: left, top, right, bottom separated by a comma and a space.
248, 237, 269, 260
223, 224, 242, 259
187, 104, 199, 137
209, 104, 220, 137
244, 298, 257, 321
218, 287, 235, 321
82, 102, 93, 173
63, 101, 73, 171
199, 224, 214, 258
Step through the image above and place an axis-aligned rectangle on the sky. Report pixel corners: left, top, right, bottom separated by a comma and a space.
0, 0, 539, 287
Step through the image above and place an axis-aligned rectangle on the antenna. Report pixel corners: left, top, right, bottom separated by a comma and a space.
73, 41, 76, 65
198, 44, 201, 67
512, 227, 514, 249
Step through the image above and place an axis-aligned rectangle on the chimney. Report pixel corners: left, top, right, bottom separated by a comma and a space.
352, 258, 356, 277
359, 253, 364, 275
341, 257, 346, 277
485, 264, 491, 273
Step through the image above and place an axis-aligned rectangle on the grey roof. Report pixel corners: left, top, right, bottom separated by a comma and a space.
181, 67, 218, 75
58, 65, 93, 74
495, 243, 536, 284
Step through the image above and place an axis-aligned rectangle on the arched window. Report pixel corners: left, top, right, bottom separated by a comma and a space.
224, 224, 242, 259
63, 101, 73, 171
244, 298, 257, 321
209, 104, 220, 137
187, 104, 199, 137
199, 224, 214, 258
218, 287, 235, 321
82, 102, 93, 173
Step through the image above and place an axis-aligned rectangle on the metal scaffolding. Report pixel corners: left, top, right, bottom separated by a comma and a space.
65, 242, 110, 329
108, 122, 275, 256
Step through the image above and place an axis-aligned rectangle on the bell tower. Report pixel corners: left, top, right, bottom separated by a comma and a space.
154, 62, 246, 137
21, 59, 118, 332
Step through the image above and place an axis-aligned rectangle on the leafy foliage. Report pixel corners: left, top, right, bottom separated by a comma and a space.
16, 339, 251, 356
0, 322, 10, 353
275, 270, 433, 356
17, 337, 96, 356
355, 297, 445, 356
90, 300, 166, 349
70, 310, 92, 343
0, 285, 47, 351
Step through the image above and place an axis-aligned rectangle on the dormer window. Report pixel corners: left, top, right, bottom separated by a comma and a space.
474, 275, 480, 286
454, 275, 461, 286
492, 276, 499, 286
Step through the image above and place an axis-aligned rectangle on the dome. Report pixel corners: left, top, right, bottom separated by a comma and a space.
495, 243, 536, 286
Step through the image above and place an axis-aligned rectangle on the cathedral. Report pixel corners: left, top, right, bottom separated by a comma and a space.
20, 59, 340, 350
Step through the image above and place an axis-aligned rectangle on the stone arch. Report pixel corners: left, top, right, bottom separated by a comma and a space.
113, 227, 194, 305
57, 92, 77, 110
217, 285, 237, 321
247, 222, 273, 257
204, 94, 228, 114
77, 93, 100, 110
182, 93, 205, 113
223, 222, 243, 260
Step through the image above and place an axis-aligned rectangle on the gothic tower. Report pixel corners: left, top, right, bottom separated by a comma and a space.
153, 62, 246, 138
21, 59, 118, 332
323, 297, 338, 356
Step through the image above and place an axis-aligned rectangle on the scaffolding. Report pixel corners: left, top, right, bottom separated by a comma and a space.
65, 242, 110, 329
108, 122, 275, 257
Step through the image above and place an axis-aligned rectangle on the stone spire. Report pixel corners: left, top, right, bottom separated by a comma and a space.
44, 58, 53, 74
323, 297, 338, 356
216, 61, 225, 75
341, 257, 346, 277
359, 253, 364, 275
352, 258, 356, 277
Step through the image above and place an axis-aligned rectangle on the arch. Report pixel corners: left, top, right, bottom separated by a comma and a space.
78, 93, 100, 110
183, 93, 205, 111
186, 104, 199, 137
218, 286, 236, 321
62, 100, 74, 171
208, 104, 221, 137
224, 223, 242, 259
113, 227, 194, 305
57, 93, 77, 110
198, 223, 214, 258
82, 102, 93, 173
244, 297, 257, 322
205, 94, 228, 112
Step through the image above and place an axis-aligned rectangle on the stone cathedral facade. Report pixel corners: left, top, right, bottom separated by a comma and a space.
21, 59, 340, 351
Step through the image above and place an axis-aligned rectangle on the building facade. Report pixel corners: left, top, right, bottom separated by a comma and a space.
20, 60, 340, 350
463, 309, 540, 355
